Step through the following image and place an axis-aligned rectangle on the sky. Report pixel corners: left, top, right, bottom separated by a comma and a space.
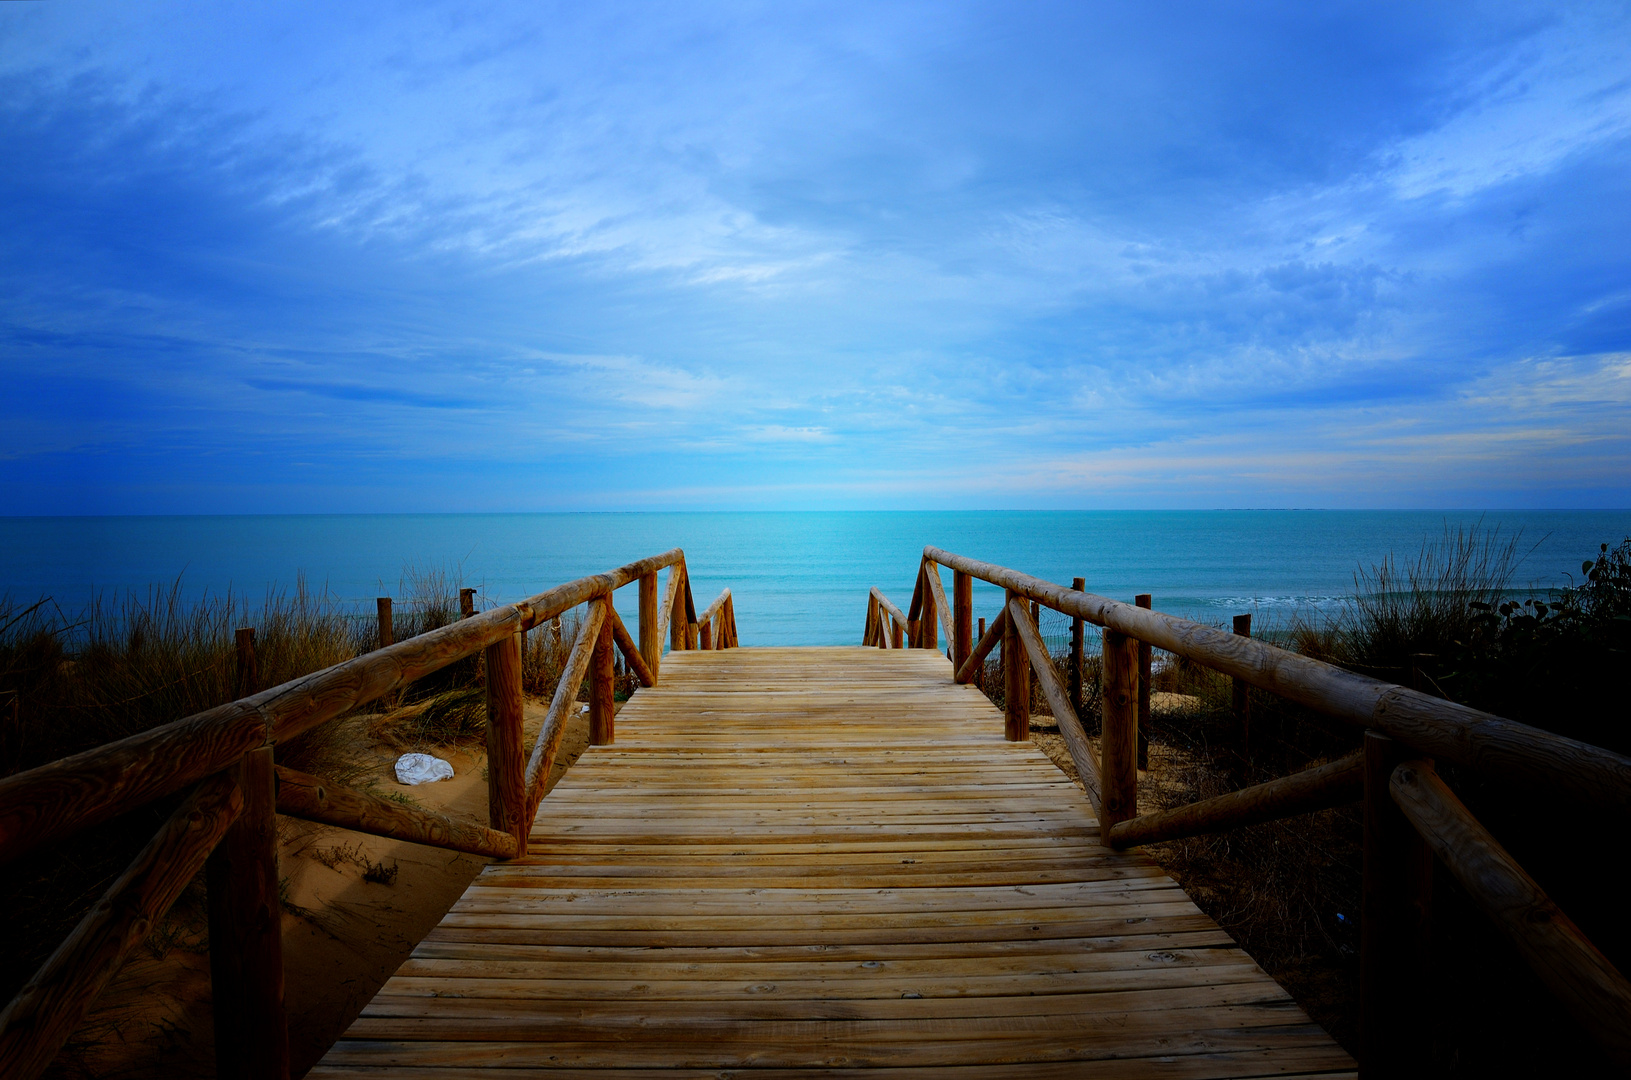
2, 1, 1629, 513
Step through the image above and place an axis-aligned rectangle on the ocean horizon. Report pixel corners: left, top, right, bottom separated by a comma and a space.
4, 510, 1629, 647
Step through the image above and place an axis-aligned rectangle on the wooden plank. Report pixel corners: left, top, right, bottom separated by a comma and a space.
317, 646, 1352, 1077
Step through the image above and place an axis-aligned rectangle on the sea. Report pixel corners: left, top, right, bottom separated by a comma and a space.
3, 511, 1629, 646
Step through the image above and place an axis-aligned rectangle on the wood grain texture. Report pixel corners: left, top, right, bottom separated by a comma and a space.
590, 614, 616, 745
275, 766, 518, 860
316, 648, 1351, 1076
1010, 598, 1103, 814
484, 630, 527, 853
922, 546, 1631, 814
524, 598, 607, 825
1109, 751, 1361, 850
639, 571, 661, 684
208, 747, 289, 1080
0, 550, 688, 866
0, 772, 243, 1080
1390, 759, 1631, 1070
1001, 591, 1028, 742
1101, 629, 1139, 830
609, 607, 655, 688
922, 560, 955, 656
955, 608, 1006, 685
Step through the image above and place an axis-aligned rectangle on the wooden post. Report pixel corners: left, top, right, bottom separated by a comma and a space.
207, 746, 288, 1080
234, 627, 257, 700
668, 568, 687, 652
484, 631, 526, 855
919, 567, 938, 651
1360, 731, 1433, 1078
1100, 628, 1138, 830
866, 593, 880, 646
1232, 613, 1251, 751
953, 570, 972, 673
891, 617, 904, 649
639, 571, 660, 682
1002, 590, 1028, 741
699, 619, 713, 650
975, 618, 987, 691
376, 597, 393, 650
1136, 595, 1152, 771
1069, 577, 1085, 720
589, 609, 615, 746
459, 588, 476, 619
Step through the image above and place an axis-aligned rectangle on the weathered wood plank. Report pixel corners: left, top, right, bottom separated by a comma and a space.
317, 647, 1352, 1077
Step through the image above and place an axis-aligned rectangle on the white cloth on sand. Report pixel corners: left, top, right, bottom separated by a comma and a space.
395, 752, 454, 785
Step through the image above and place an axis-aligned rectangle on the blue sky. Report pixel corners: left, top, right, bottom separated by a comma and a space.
2, 1, 1628, 512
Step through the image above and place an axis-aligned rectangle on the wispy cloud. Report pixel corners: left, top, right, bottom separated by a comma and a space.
1, 1, 1628, 512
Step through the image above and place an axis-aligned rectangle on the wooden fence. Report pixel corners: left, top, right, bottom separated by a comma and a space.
868, 546, 1631, 1077
0, 549, 738, 1080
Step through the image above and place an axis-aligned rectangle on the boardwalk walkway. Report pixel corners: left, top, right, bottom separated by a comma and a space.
314, 647, 1355, 1077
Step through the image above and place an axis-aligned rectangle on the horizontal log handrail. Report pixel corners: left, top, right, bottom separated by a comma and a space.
0, 549, 687, 866
1107, 750, 1364, 849
0, 547, 749, 1080
871, 588, 907, 629
699, 588, 731, 627
1390, 760, 1631, 1069
274, 766, 519, 860
923, 545, 1631, 814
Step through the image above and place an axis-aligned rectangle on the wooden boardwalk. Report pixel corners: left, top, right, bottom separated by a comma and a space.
314, 647, 1355, 1078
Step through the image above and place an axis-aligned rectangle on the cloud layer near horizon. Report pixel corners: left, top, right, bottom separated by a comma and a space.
3, 1, 1629, 511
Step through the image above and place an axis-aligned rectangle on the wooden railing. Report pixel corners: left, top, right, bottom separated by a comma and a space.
0, 549, 738, 1080
868, 546, 1631, 1075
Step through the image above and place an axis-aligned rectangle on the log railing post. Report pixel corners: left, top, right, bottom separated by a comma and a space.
1101, 628, 1138, 830
589, 605, 616, 746
891, 616, 903, 649
1360, 730, 1433, 1078
919, 566, 939, 651
668, 568, 686, 653
1232, 613, 1252, 751
484, 630, 527, 856
206, 746, 288, 1080
1136, 594, 1152, 771
1069, 577, 1085, 719
1002, 590, 1028, 741
865, 593, 879, 645
376, 597, 393, 650
460, 587, 476, 619
700, 619, 713, 650
235, 627, 258, 700
953, 570, 972, 672
639, 571, 660, 682
975, 618, 986, 691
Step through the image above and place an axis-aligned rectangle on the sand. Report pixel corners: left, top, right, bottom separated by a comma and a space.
54, 699, 591, 1079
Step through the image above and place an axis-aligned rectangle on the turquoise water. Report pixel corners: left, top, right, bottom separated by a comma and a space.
3, 511, 1629, 645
